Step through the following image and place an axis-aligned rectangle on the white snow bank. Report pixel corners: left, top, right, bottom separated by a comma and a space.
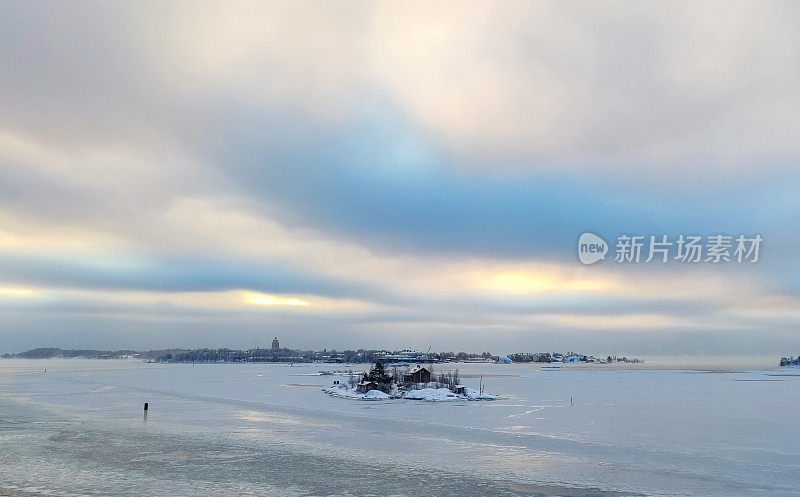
323, 385, 389, 400
463, 387, 496, 400
364, 389, 389, 399
323, 385, 362, 399
324, 385, 496, 401
403, 387, 497, 401
403, 388, 461, 401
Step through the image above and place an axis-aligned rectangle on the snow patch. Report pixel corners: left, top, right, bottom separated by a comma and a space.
403, 388, 459, 401
364, 389, 389, 399
402, 387, 496, 401
323, 385, 389, 401
463, 387, 496, 400
324, 384, 496, 402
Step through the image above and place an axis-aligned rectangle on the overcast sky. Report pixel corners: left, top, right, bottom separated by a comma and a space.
1, 1, 799, 355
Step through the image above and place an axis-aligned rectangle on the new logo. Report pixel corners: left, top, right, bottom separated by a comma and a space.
578, 233, 608, 265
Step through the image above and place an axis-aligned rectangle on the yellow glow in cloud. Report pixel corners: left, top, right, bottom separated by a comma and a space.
484, 271, 558, 292
242, 291, 311, 307
0, 287, 37, 297
482, 271, 612, 293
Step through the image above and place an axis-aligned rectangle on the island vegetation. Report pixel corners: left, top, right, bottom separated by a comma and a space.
325, 361, 492, 401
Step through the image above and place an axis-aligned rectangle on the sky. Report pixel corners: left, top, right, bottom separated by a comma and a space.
1, 1, 799, 356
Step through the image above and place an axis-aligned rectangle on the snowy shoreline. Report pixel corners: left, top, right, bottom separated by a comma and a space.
323, 384, 497, 402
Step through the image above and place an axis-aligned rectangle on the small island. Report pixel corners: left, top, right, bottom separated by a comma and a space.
324, 361, 496, 401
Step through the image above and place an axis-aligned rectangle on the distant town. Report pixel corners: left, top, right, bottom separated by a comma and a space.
2, 337, 643, 365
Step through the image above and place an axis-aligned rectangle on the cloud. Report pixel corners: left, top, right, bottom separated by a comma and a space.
0, 1, 799, 355
0, 250, 385, 300
368, 2, 800, 172
208, 101, 798, 259
140, 0, 800, 175
5, 1, 800, 175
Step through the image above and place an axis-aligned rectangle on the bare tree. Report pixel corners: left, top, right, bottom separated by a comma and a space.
347, 369, 358, 388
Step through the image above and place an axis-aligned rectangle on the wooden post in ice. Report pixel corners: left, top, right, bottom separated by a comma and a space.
143, 402, 148, 421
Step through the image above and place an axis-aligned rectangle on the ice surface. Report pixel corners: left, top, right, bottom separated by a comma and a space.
1, 359, 799, 497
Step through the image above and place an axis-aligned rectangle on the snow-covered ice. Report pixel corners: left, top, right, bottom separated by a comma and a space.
1, 359, 799, 497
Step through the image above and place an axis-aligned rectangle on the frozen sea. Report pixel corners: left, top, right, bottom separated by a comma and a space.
1, 360, 798, 497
